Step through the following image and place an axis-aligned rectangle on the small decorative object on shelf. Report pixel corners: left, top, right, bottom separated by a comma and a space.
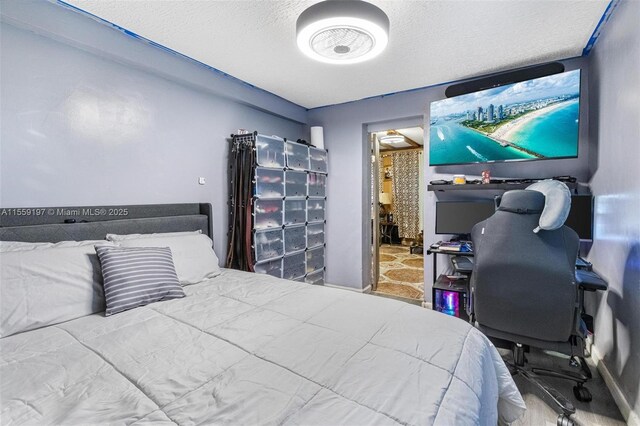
481, 170, 491, 184
227, 131, 328, 285
452, 174, 466, 185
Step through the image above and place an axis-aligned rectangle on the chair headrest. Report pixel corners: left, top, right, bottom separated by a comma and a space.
525, 179, 572, 233
498, 190, 545, 214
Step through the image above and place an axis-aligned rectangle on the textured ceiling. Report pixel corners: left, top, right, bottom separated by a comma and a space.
64, 0, 609, 109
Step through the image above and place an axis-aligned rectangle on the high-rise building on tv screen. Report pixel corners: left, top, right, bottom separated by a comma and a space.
429, 69, 581, 166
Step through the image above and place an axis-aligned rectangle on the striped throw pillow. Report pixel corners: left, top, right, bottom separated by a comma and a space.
95, 246, 185, 316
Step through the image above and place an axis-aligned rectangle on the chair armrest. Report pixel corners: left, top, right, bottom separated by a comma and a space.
576, 269, 608, 292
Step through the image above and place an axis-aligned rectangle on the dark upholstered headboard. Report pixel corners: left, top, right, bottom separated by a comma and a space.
0, 204, 213, 243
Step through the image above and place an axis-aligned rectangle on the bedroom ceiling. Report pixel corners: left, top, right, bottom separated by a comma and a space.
63, 0, 609, 109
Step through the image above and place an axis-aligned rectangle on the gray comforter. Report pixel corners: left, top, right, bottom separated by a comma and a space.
1, 269, 525, 425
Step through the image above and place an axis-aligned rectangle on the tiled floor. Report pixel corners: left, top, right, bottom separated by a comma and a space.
375, 244, 424, 301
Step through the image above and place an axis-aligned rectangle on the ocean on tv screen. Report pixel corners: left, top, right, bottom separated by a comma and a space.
429, 69, 581, 166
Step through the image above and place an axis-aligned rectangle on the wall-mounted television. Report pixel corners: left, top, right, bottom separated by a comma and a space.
429, 69, 581, 166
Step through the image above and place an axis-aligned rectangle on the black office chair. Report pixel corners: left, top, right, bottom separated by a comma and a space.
470, 190, 594, 426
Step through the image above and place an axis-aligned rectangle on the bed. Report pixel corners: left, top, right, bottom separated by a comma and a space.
0, 204, 525, 425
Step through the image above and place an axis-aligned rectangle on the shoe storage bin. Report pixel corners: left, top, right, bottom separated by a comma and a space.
285, 170, 307, 197
284, 199, 306, 226
256, 134, 285, 169
254, 228, 284, 262
255, 167, 284, 199
254, 257, 282, 278
307, 173, 327, 197
307, 198, 326, 223
306, 247, 325, 274
306, 222, 324, 249
309, 147, 328, 174
305, 270, 324, 285
282, 252, 306, 280
253, 199, 283, 230
284, 224, 306, 254
285, 141, 310, 171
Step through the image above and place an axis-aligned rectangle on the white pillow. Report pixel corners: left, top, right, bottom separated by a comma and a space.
526, 180, 572, 233
113, 233, 221, 285
0, 241, 115, 338
0, 241, 53, 252
0, 240, 110, 252
106, 230, 202, 242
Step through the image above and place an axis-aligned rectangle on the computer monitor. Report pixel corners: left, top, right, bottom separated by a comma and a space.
435, 195, 593, 239
435, 201, 496, 235
565, 195, 593, 240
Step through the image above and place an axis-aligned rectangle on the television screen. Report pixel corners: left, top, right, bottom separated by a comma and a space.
429, 69, 581, 166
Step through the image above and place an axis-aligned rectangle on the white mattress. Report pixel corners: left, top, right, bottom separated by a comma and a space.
1, 269, 525, 425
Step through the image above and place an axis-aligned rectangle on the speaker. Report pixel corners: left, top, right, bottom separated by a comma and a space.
445, 62, 565, 98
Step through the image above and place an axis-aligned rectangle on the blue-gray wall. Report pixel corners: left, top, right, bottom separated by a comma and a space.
308, 58, 590, 293
0, 2, 307, 262
587, 0, 640, 421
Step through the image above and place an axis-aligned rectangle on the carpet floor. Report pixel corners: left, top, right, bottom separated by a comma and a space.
376, 244, 424, 301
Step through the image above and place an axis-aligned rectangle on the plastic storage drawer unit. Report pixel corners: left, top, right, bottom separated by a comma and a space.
285, 170, 308, 197
307, 173, 326, 197
306, 222, 324, 249
255, 167, 284, 199
283, 252, 306, 280
306, 247, 325, 274
256, 134, 285, 169
284, 199, 306, 226
253, 199, 283, 230
254, 228, 284, 262
285, 141, 310, 171
254, 257, 282, 279
307, 198, 326, 223
284, 224, 306, 254
305, 270, 324, 285
309, 147, 328, 174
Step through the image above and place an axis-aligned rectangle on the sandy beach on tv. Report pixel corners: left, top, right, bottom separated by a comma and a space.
491, 99, 577, 142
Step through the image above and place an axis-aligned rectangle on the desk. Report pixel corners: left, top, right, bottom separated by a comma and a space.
427, 244, 606, 288
380, 222, 401, 245
426, 245, 474, 283
427, 241, 608, 321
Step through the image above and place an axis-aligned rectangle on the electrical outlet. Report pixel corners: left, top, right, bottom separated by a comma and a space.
198, 177, 206, 185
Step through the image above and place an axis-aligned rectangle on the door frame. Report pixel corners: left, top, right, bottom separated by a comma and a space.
363, 116, 424, 293
370, 132, 381, 291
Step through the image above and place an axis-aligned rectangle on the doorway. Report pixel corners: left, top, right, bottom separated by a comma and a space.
370, 126, 425, 303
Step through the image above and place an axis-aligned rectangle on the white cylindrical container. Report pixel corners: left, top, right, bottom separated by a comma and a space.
310, 126, 324, 149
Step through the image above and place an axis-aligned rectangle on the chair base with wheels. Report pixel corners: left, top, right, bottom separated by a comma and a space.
505, 343, 592, 426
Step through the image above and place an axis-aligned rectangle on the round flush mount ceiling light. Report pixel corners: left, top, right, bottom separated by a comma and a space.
380, 131, 404, 144
296, 0, 390, 65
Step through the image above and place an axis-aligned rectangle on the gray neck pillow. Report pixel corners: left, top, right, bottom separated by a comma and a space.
525, 180, 572, 233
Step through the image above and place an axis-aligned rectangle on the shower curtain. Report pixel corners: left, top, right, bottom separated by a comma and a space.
390, 150, 421, 240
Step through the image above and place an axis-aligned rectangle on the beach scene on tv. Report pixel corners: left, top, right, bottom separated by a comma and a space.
429, 69, 581, 165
